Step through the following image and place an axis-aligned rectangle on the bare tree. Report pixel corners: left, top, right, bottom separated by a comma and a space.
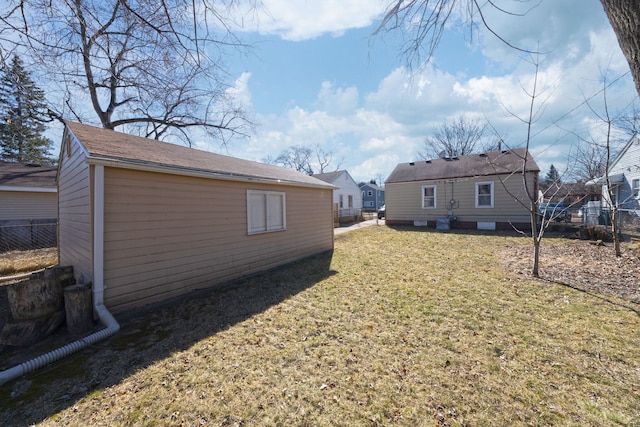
0, 0, 253, 145
376, 0, 640, 98
417, 115, 488, 159
583, 78, 623, 256
272, 146, 314, 174
314, 145, 343, 174
268, 145, 342, 175
570, 142, 608, 182
613, 99, 640, 137
487, 53, 556, 277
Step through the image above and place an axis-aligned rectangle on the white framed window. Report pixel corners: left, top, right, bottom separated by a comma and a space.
421, 185, 436, 208
339, 194, 344, 208
348, 195, 353, 208
633, 179, 639, 198
247, 190, 286, 234
475, 181, 494, 208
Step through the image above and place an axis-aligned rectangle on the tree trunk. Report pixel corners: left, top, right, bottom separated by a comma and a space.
601, 0, 640, 96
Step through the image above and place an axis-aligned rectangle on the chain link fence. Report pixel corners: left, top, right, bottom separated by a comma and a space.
0, 221, 57, 253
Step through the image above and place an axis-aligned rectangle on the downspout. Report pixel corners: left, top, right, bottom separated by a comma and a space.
0, 165, 120, 387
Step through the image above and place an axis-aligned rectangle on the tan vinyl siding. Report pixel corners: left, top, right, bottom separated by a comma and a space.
387, 173, 535, 223
0, 191, 57, 220
102, 168, 333, 313
58, 134, 93, 284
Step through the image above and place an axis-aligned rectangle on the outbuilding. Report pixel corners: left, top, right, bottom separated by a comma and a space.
385, 148, 539, 230
58, 122, 335, 314
0, 161, 58, 251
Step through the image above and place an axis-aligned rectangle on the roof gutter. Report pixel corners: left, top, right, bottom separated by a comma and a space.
0, 186, 57, 193
85, 156, 337, 190
0, 165, 119, 387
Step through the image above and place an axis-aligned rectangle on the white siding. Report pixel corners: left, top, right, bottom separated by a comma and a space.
102, 168, 334, 313
0, 191, 57, 220
610, 137, 640, 211
333, 171, 363, 216
58, 133, 93, 284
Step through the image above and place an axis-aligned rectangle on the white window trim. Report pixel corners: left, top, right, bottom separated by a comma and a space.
247, 190, 286, 234
475, 181, 494, 208
421, 185, 437, 209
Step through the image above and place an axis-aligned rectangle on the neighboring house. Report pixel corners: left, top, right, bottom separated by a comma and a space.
587, 135, 640, 218
58, 122, 335, 314
359, 182, 385, 211
0, 161, 58, 251
385, 148, 539, 230
312, 170, 362, 218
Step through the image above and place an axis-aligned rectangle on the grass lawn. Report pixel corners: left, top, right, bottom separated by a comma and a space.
0, 247, 57, 277
1, 226, 639, 426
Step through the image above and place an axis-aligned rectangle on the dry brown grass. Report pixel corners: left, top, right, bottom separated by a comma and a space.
0, 248, 58, 277
1, 227, 639, 426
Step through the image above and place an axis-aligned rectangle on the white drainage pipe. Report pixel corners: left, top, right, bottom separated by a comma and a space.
0, 303, 119, 387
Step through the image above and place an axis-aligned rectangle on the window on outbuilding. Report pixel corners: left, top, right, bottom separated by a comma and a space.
247, 190, 286, 234
422, 185, 436, 208
633, 179, 639, 198
475, 181, 494, 208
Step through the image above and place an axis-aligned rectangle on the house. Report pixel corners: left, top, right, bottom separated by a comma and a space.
587, 135, 640, 220
0, 161, 58, 251
312, 170, 362, 218
385, 148, 539, 230
58, 122, 335, 314
359, 182, 385, 211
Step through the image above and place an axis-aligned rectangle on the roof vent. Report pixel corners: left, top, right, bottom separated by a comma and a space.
409, 162, 415, 166
425, 160, 431, 164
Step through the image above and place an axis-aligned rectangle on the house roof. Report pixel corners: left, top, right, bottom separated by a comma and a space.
65, 122, 334, 189
0, 160, 57, 190
610, 134, 638, 171
358, 182, 384, 191
386, 148, 539, 184
311, 170, 347, 184
585, 173, 625, 186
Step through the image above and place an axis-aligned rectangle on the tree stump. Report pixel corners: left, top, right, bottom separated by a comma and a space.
64, 283, 93, 335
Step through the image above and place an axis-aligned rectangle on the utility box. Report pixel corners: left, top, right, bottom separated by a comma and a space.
436, 217, 450, 230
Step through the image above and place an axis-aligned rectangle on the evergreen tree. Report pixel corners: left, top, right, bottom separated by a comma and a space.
0, 55, 53, 164
545, 164, 561, 186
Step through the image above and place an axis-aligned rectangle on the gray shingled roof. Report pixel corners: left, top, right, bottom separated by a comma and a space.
0, 161, 57, 189
311, 170, 346, 184
66, 122, 334, 189
386, 148, 539, 183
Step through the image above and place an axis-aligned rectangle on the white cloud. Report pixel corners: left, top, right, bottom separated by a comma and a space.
316, 82, 359, 116
232, 0, 387, 41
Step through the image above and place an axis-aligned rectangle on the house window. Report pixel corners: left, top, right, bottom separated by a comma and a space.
633, 179, 639, 198
367, 190, 373, 197
476, 181, 494, 208
247, 190, 286, 234
339, 194, 344, 208
422, 185, 436, 208
348, 195, 353, 208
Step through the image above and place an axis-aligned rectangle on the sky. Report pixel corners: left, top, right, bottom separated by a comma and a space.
187, 0, 638, 184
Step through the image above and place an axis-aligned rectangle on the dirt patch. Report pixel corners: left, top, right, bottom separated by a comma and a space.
500, 237, 640, 304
